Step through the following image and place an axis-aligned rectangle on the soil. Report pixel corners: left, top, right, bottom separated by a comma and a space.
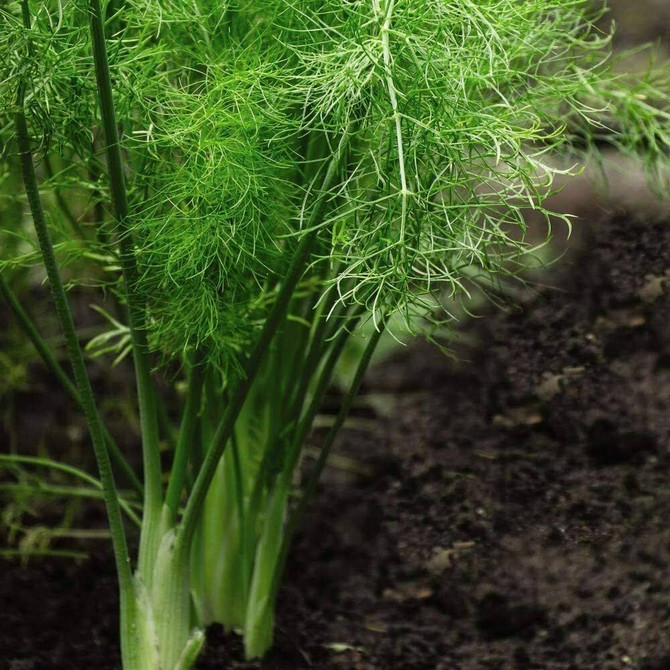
1, 209, 669, 670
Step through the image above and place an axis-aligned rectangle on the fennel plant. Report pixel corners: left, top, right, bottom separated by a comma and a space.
0, 0, 668, 667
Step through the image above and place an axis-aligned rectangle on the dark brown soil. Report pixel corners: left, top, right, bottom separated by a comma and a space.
1, 212, 669, 670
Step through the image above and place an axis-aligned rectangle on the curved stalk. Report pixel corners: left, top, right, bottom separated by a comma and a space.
0, 274, 143, 497
0, 454, 141, 527
0, 482, 141, 528
245, 305, 364, 525
288, 310, 366, 468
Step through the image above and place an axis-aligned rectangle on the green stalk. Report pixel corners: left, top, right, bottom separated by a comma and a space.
179, 139, 349, 550
244, 306, 363, 527
0, 274, 143, 497
178, 230, 312, 549
87, 0, 163, 584
243, 478, 287, 659
164, 361, 205, 521
15, 0, 132, 604
240, 309, 364, 659
0, 453, 141, 527
0, 482, 141, 527
229, 429, 249, 608
288, 313, 365, 467
245, 321, 385, 658
277, 319, 386, 586
42, 155, 86, 239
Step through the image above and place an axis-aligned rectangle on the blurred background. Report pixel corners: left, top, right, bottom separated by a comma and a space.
607, 0, 669, 47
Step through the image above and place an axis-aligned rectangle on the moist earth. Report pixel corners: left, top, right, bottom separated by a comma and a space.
1, 212, 669, 670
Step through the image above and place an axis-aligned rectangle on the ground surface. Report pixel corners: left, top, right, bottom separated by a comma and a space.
1, 210, 669, 669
